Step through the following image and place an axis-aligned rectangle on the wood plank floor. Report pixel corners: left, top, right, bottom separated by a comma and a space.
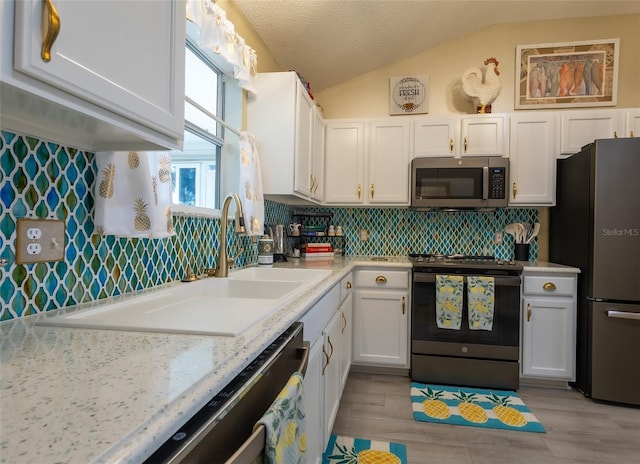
331, 372, 640, 464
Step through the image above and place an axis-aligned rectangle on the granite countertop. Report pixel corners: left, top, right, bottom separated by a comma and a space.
0, 257, 411, 464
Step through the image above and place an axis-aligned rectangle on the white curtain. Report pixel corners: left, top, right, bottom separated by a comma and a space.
94, 151, 175, 238
238, 132, 264, 236
186, 0, 258, 94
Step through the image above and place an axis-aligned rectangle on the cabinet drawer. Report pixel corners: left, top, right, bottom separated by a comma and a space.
299, 284, 340, 343
340, 273, 353, 303
354, 270, 409, 289
523, 275, 575, 297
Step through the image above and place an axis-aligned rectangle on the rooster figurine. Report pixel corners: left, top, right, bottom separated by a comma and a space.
462, 57, 502, 113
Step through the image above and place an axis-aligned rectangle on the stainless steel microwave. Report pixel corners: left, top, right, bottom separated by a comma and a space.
411, 157, 509, 209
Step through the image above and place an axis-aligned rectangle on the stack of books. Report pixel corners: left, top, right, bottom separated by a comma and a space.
300, 242, 334, 258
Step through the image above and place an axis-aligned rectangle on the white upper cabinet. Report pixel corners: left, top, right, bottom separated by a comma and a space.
413, 117, 458, 157
367, 119, 410, 204
1, 0, 186, 151
324, 120, 366, 204
310, 109, 325, 202
625, 109, 640, 138
247, 72, 323, 204
460, 115, 507, 156
509, 112, 559, 206
324, 119, 409, 206
412, 114, 506, 158
560, 109, 624, 154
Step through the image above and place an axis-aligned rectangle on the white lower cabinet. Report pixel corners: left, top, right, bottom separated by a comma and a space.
299, 282, 347, 464
352, 269, 410, 368
521, 271, 578, 381
339, 274, 353, 389
322, 310, 342, 443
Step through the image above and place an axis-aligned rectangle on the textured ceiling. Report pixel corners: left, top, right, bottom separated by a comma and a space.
234, 0, 640, 91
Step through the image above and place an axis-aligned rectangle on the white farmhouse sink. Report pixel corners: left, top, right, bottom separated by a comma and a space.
228, 267, 331, 282
36, 267, 331, 336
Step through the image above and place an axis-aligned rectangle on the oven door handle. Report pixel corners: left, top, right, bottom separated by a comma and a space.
413, 273, 521, 286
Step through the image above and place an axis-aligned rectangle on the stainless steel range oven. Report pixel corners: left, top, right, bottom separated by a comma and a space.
410, 254, 523, 390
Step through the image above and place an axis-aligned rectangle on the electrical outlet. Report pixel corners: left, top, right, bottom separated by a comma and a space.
27, 227, 42, 239
16, 218, 65, 264
494, 231, 504, 245
26, 243, 42, 255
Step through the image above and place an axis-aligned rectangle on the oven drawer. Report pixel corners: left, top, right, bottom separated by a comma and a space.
523, 275, 574, 297
355, 270, 409, 289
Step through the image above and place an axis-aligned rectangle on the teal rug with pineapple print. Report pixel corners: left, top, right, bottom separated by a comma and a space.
410, 383, 546, 433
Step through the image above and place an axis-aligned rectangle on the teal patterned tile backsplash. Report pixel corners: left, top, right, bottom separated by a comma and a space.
1, 129, 537, 321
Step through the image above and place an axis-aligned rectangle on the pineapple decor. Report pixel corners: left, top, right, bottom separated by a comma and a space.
133, 197, 151, 231
325, 441, 403, 464
420, 386, 451, 419
128, 151, 140, 169
158, 155, 171, 183
453, 390, 489, 424
98, 163, 116, 198
410, 383, 545, 432
488, 393, 528, 427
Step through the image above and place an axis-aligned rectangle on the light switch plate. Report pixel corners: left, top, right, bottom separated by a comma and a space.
16, 218, 65, 264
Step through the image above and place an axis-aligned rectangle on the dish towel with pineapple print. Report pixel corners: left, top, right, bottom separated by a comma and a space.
94, 151, 174, 238
467, 276, 495, 330
410, 383, 546, 433
436, 275, 464, 330
238, 131, 264, 236
254, 372, 306, 464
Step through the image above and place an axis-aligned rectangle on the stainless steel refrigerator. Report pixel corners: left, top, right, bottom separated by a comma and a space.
550, 137, 640, 406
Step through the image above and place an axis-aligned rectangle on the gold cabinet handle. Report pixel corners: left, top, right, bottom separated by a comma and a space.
542, 282, 557, 291
41, 0, 61, 62
463, 136, 468, 152
357, 183, 361, 199
346, 281, 352, 289
614, 131, 618, 138
449, 138, 454, 153
631, 130, 635, 137
512, 182, 517, 199
327, 335, 334, 359
371, 183, 375, 199
375, 275, 387, 284
322, 345, 329, 375
527, 303, 531, 322
341, 312, 347, 333
401, 296, 406, 315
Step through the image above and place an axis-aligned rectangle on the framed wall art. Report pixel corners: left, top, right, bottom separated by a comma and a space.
515, 39, 619, 109
390, 75, 429, 115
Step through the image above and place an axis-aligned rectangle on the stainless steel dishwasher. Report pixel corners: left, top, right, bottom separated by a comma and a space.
145, 322, 309, 463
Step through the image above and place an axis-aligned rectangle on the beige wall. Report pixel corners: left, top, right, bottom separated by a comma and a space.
315, 15, 640, 118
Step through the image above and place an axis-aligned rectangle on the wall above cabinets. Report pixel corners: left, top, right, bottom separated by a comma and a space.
0, 0, 185, 151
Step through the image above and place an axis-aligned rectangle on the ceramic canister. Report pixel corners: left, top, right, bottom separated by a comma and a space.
258, 236, 274, 265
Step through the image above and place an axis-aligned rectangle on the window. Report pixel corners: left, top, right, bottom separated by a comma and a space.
170, 41, 226, 210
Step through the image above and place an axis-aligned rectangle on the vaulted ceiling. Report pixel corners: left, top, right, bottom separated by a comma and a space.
235, 0, 640, 91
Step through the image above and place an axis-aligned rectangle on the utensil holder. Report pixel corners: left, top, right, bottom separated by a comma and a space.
514, 243, 530, 261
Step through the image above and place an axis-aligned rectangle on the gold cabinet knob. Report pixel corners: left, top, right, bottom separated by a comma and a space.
346, 281, 352, 289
